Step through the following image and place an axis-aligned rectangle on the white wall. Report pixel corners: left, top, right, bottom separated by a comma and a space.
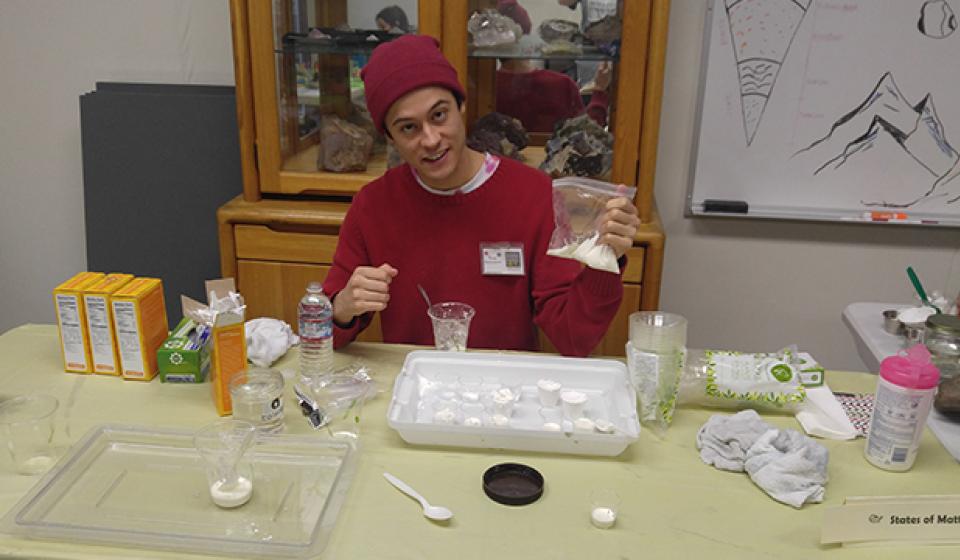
656, 1, 960, 371
0, 0, 234, 335
2, 0, 957, 373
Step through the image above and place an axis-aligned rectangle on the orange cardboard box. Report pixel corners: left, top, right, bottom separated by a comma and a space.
83, 273, 134, 375
182, 278, 246, 415
111, 277, 168, 381
53, 272, 105, 373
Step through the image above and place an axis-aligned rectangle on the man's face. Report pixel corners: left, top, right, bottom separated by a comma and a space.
384, 87, 470, 190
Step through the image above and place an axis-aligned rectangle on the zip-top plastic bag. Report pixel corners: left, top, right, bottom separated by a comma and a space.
547, 177, 637, 273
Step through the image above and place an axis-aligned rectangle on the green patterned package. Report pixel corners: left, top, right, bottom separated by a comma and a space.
677, 346, 812, 412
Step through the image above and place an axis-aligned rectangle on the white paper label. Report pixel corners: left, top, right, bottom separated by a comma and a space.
85, 294, 116, 373
112, 300, 144, 376
56, 294, 87, 370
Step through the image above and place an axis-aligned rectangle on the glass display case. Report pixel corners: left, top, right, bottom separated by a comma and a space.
220, 0, 670, 355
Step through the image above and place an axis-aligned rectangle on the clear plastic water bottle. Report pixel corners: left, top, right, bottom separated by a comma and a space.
298, 281, 333, 378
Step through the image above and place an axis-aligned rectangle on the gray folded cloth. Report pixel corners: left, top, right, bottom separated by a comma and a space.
696, 410, 829, 508
695, 409, 772, 472
745, 428, 829, 508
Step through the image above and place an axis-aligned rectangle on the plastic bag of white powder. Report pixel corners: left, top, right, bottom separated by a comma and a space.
547, 177, 636, 273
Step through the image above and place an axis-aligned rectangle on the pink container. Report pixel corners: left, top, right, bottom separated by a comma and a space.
864, 345, 940, 471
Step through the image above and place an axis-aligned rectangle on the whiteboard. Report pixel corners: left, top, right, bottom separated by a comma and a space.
688, 0, 960, 226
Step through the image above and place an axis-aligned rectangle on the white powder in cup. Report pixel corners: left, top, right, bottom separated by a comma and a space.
898, 306, 936, 324
210, 476, 253, 508
434, 408, 457, 424
591, 506, 616, 529
594, 419, 615, 434
574, 417, 595, 431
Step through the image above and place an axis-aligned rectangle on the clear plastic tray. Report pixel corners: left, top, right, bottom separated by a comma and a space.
387, 351, 640, 456
0, 424, 359, 559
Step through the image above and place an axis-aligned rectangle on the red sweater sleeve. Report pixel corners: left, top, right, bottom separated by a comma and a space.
585, 89, 609, 127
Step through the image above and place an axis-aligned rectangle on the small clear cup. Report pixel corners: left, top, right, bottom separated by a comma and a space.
427, 302, 475, 351
589, 488, 621, 529
229, 368, 285, 434
194, 419, 256, 509
0, 394, 59, 475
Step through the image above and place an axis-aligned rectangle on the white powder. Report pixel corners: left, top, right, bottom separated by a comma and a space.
591, 506, 616, 528
537, 379, 562, 407
543, 422, 562, 432
594, 419, 615, 434
561, 390, 587, 405
491, 414, 511, 427
461, 391, 480, 403
493, 388, 516, 404
19, 455, 55, 475
547, 232, 620, 273
210, 476, 253, 508
574, 417, 595, 431
434, 408, 457, 424
464, 416, 483, 427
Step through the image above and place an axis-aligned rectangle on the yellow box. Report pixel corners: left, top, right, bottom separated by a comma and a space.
110, 278, 168, 381
53, 272, 105, 373
83, 273, 134, 375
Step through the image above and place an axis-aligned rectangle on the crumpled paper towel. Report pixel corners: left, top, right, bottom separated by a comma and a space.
696, 410, 829, 508
794, 384, 859, 440
245, 318, 298, 367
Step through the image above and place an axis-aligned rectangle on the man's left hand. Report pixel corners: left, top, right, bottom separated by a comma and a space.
599, 195, 640, 259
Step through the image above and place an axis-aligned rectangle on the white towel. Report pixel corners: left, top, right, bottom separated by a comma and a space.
695, 409, 772, 472
245, 318, 299, 367
794, 384, 859, 440
744, 428, 829, 508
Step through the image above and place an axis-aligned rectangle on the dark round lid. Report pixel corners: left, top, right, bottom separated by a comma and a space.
482, 463, 544, 506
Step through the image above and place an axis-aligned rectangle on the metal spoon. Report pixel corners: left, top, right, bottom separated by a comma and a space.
383, 472, 453, 521
416, 283, 432, 310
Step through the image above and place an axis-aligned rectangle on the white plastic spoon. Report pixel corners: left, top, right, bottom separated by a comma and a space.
383, 472, 453, 521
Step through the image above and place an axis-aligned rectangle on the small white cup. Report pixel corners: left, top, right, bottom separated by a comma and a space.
560, 390, 588, 420
589, 488, 621, 529
537, 379, 562, 407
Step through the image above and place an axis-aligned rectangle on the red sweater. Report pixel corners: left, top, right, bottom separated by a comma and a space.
496, 69, 609, 133
323, 157, 624, 356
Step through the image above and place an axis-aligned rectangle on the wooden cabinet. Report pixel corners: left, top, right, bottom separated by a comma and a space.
220, 0, 668, 355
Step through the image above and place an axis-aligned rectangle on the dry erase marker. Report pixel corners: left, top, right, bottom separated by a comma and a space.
862, 211, 908, 221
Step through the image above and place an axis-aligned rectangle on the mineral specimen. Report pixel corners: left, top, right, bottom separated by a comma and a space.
467, 112, 528, 161
539, 114, 614, 179
467, 10, 523, 48
538, 19, 580, 43
317, 115, 373, 172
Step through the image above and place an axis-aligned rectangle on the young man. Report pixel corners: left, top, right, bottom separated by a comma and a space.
323, 35, 639, 357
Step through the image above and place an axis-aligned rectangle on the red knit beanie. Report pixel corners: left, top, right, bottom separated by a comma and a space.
361, 35, 466, 134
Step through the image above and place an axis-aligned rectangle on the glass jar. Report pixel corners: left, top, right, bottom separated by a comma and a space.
924, 314, 960, 380
229, 368, 285, 434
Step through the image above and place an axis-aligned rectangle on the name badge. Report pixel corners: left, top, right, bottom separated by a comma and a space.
480, 243, 525, 276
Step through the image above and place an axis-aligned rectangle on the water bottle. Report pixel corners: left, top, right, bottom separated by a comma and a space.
298, 281, 333, 379
864, 344, 940, 471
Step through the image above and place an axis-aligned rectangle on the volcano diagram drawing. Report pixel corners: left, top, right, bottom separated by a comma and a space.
724, 0, 812, 146
796, 72, 960, 206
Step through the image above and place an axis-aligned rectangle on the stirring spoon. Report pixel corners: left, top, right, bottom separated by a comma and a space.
383, 472, 453, 521
907, 266, 942, 314
416, 284, 432, 310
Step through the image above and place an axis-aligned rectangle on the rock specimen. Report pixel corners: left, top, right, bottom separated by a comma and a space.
934, 375, 960, 416
584, 15, 621, 56
467, 10, 522, 48
467, 112, 528, 161
539, 114, 614, 179
538, 19, 580, 43
317, 115, 373, 172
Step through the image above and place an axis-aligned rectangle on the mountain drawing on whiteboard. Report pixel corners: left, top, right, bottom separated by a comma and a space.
796, 72, 960, 206
724, 0, 812, 146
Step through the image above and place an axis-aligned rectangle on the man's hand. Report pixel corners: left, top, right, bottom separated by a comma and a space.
332, 263, 398, 325
599, 195, 640, 259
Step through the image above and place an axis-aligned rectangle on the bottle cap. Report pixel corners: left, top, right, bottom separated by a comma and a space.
879, 344, 940, 389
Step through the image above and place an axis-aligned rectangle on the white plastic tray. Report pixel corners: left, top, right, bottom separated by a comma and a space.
0, 424, 359, 559
386, 351, 640, 456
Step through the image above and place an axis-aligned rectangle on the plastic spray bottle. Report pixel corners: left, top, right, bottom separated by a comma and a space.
864, 344, 940, 471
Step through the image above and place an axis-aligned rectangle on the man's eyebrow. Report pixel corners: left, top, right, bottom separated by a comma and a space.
390, 99, 450, 128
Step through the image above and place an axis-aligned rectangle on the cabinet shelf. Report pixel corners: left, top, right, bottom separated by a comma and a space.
468, 35, 616, 62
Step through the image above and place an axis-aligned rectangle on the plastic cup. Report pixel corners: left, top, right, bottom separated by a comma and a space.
229, 368, 285, 434
539, 407, 563, 431
0, 394, 59, 475
560, 390, 588, 420
427, 302, 475, 352
589, 488, 621, 529
194, 418, 256, 508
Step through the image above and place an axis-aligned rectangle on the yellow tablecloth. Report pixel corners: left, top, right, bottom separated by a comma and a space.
0, 324, 957, 559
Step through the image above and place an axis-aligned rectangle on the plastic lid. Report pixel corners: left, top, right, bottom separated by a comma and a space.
306, 281, 323, 293
879, 344, 940, 389
482, 463, 544, 506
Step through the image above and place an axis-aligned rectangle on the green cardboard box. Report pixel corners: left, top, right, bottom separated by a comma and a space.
157, 318, 211, 383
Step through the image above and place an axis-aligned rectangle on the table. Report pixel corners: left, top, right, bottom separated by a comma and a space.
842, 302, 912, 373
1, 324, 958, 559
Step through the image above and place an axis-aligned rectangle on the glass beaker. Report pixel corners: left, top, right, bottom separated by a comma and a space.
0, 394, 59, 475
427, 302, 475, 352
